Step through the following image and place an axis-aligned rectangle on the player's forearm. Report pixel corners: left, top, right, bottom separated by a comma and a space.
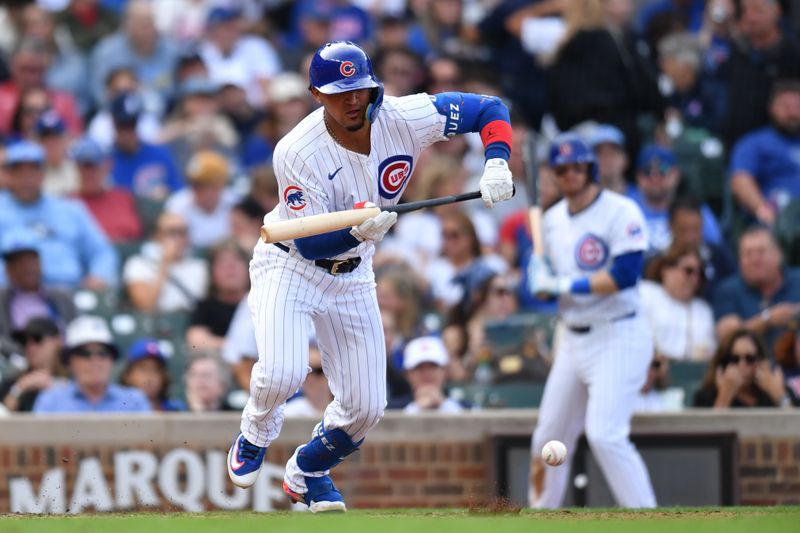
431, 92, 512, 160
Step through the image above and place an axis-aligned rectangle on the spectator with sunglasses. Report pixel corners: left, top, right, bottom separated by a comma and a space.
1, 317, 66, 412
693, 329, 790, 408
641, 244, 717, 361
33, 315, 150, 413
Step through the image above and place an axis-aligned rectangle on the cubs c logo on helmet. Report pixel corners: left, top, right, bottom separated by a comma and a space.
283, 185, 307, 211
559, 142, 572, 157
339, 61, 356, 77
574, 233, 609, 270
377, 155, 413, 199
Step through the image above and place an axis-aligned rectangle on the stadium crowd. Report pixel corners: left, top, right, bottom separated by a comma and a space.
0, 0, 799, 416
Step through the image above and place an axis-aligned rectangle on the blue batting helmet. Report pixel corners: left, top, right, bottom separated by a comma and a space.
548, 133, 598, 180
309, 41, 384, 123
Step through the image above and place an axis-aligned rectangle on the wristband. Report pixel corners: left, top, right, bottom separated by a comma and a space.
569, 278, 592, 294
760, 308, 771, 325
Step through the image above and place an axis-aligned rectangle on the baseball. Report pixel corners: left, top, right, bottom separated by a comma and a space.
541, 440, 567, 466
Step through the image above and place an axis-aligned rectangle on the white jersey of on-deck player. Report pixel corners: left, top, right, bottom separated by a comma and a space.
262, 92, 448, 263
543, 189, 648, 325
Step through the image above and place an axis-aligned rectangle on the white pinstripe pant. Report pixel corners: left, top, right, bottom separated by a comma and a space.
240, 241, 387, 448
529, 314, 657, 508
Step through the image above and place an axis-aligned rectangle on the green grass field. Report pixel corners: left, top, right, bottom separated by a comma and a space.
1, 507, 799, 533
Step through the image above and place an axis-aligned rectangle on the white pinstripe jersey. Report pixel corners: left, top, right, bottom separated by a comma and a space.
264, 93, 448, 263
543, 190, 648, 325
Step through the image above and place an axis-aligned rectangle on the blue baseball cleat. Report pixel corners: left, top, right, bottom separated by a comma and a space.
283, 475, 347, 513
227, 432, 267, 488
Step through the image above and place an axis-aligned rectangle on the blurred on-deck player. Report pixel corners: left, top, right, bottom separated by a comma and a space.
527, 134, 656, 508
226, 41, 515, 512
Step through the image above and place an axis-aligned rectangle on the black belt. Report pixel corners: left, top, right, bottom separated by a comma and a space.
567, 311, 636, 335
273, 243, 361, 275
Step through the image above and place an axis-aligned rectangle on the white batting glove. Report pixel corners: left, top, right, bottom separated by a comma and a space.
479, 158, 514, 208
527, 255, 571, 296
350, 208, 397, 242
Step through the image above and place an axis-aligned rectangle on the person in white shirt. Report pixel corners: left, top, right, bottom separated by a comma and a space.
165, 149, 239, 249
641, 245, 717, 361
200, 6, 281, 107
388, 336, 468, 414
123, 212, 208, 312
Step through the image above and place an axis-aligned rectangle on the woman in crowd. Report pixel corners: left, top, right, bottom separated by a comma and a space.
693, 329, 790, 408
641, 244, 716, 361
186, 239, 250, 352
0, 317, 65, 412
120, 338, 184, 412
771, 327, 800, 406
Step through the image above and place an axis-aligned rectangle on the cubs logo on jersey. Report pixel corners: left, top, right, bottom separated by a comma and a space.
574, 233, 608, 270
377, 155, 413, 199
283, 185, 307, 211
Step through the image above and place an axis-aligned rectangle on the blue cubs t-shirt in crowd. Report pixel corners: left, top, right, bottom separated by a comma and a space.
112, 142, 184, 197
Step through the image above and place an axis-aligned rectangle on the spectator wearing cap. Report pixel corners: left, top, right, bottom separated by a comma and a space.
158, 76, 238, 171
387, 336, 471, 414
110, 91, 183, 200
0, 141, 118, 290
164, 150, 239, 249
35, 110, 80, 197
590, 124, 628, 194
230, 195, 265, 251
0, 227, 76, 353
32, 315, 151, 413
71, 136, 143, 243
184, 353, 235, 412
89, 0, 179, 108
87, 67, 161, 152
1, 317, 66, 412
120, 338, 185, 411
728, 81, 800, 225
123, 212, 208, 313
216, 68, 263, 142
199, 6, 282, 107
627, 144, 722, 253
0, 37, 83, 138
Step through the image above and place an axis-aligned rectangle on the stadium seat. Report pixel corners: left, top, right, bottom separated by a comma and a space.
775, 199, 800, 266
135, 196, 166, 237
668, 361, 709, 406
455, 382, 547, 408
672, 128, 727, 217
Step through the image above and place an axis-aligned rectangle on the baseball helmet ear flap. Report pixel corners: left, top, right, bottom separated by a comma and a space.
366, 82, 384, 123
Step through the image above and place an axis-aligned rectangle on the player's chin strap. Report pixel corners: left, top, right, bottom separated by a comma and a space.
296, 423, 364, 473
366, 82, 384, 123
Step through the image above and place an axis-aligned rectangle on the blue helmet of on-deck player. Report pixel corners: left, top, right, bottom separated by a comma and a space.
548, 133, 599, 181
309, 41, 384, 123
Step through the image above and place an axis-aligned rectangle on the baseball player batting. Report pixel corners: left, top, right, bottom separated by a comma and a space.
227, 41, 515, 512
527, 134, 656, 508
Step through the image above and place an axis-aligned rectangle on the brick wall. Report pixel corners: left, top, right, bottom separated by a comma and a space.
2, 412, 799, 512
738, 437, 800, 505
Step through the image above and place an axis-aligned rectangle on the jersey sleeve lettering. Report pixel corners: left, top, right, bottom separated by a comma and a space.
430, 92, 512, 160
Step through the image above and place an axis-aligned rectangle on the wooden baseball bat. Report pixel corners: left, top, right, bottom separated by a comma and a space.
260, 188, 514, 244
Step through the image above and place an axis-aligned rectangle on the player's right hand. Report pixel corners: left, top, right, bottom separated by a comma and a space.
527, 255, 570, 297
350, 209, 398, 242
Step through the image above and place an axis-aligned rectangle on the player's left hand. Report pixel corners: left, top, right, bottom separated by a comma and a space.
527, 255, 570, 297
479, 158, 514, 208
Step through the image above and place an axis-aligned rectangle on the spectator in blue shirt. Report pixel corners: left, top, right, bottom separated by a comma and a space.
627, 144, 722, 253
110, 92, 183, 200
0, 141, 118, 290
713, 226, 800, 350
33, 315, 151, 414
729, 80, 800, 225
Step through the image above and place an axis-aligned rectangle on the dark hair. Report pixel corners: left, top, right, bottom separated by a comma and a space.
738, 224, 780, 252
699, 329, 769, 390
644, 244, 705, 294
10, 86, 49, 137
440, 211, 481, 259
668, 195, 703, 223
232, 195, 264, 221
770, 79, 800, 104
105, 66, 137, 88
121, 357, 171, 403
208, 239, 250, 295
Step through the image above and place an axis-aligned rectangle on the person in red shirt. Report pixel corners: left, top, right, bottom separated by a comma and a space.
0, 37, 83, 137
71, 137, 142, 243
